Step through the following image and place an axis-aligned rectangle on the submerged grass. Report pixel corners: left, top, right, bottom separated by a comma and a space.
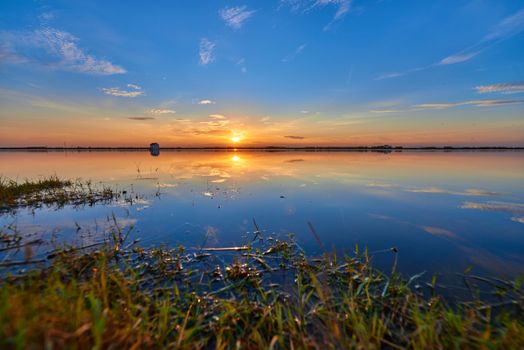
0, 232, 523, 349
0, 176, 119, 214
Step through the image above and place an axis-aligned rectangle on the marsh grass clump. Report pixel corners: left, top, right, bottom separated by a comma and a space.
0, 176, 120, 214
0, 176, 70, 204
0, 234, 523, 349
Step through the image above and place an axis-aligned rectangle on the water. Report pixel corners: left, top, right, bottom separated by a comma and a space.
1, 150, 523, 280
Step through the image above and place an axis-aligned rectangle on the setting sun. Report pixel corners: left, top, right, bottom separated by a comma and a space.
231, 136, 241, 143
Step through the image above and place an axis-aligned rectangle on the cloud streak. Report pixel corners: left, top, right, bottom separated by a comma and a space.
102, 85, 144, 98
199, 38, 215, 65
440, 8, 524, 66
475, 81, 524, 94
148, 108, 175, 115
413, 99, 523, 109
219, 6, 255, 29
282, 44, 307, 63
371, 99, 523, 113
439, 51, 481, 65
377, 8, 524, 78
128, 117, 155, 121
280, 0, 352, 30
0, 27, 125, 75
485, 8, 524, 40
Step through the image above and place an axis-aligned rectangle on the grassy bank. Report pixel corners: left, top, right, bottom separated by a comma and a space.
0, 234, 523, 349
0, 176, 119, 214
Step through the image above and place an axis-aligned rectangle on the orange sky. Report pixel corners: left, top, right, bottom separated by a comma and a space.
1, 101, 523, 147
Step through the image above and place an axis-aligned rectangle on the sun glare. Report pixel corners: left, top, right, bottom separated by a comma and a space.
231, 136, 241, 143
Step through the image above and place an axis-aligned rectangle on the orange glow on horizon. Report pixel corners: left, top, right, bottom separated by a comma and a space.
0, 109, 523, 147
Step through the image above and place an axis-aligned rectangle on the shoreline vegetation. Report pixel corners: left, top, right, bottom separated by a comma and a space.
1, 228, 523, 348
0, 176, 122, 214
0, 178, 523, 348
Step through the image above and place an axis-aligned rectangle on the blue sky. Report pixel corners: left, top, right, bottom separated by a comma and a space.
0, 0, 523, 146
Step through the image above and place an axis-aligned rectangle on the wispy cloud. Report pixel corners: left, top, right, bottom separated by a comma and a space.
188, 115, 233, 136
168, 109, 246, 143
440, 8, 524, 66
281, 44, 307, 63
374, 72, 404, 81
414, 99, 523, 109
191, 129, 231, 136
148, 108, 175, 115
413, 103, 460, 110
439, 51, 481, 65
200, 119, 230, 128
370, 108, 408, 114
475, 81, 524, 94
0, 27, 125, 75
280, 0, 352, 30
318, 0, 352, 30
284, 135, 306, 139
237, 58, 247, 73
128, 117, 155, 121
377, 8, 524, 79
485, 8, 524, 40
219, 6, 255, 29
371, 99, 523, 113
199, 38, 215, 65
198, 99, 215, 105
101, 85, 143, 98
38, 12, 56, 23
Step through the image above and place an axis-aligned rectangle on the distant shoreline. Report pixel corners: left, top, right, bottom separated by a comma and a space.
0, 146, 523, 152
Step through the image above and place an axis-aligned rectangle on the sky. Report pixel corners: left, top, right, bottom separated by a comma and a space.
0, 0, 523, 147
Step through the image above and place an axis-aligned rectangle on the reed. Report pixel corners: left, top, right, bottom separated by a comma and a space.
0, 176, 120, 214
0, 232, 522, 349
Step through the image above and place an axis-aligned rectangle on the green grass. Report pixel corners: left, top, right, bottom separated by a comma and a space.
0, 234, 522, 349
0, 176, 119, 213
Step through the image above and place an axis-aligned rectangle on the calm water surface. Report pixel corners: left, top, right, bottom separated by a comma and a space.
1, 150, 523, 280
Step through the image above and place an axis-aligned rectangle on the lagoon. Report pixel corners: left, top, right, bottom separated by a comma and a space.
1, 150, 523, 280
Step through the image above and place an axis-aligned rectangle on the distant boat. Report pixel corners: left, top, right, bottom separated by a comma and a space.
150, 143, 160, 156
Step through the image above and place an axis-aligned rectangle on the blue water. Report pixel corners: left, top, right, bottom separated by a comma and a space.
1, 150, 523, 280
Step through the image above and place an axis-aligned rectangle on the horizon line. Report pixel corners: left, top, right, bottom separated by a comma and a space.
1, 146, 524, 150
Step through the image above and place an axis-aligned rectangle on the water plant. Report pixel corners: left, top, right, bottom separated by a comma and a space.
0, 176, 121, 214
0, 232, 522, 349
